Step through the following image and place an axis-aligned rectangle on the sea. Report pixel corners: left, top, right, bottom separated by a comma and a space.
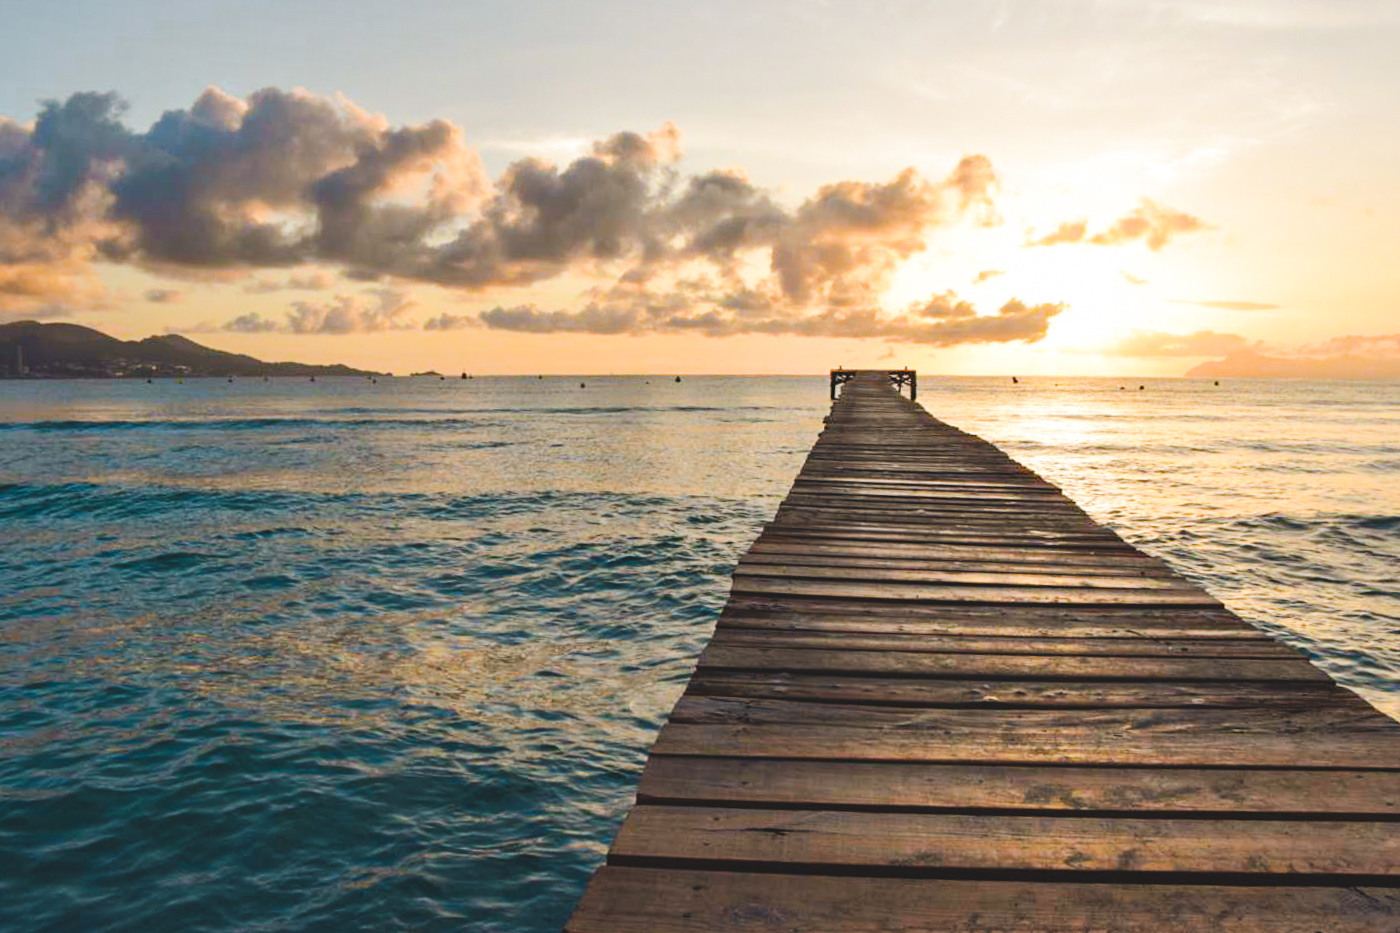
2, 374, 1398, 932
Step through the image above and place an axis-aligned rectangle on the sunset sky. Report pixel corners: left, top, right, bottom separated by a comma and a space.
2, 0, 1397, 375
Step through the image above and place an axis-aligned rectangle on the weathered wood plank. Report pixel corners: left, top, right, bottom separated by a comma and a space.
729, 576, 1223, 606
652, 723, 1400, 768
741, 547, 1178, 575
721, 601, 1255, 629
717, 609, 1270, 639
611, 805, 1400, 876
708, 630, 1295, 658
688, 671, 1360, 708
733, 562, 1201, 590
567, 868, 1400, 933
668, 696, 1400, 734
698, 646, 1327, 681
638, 757, 1400, 815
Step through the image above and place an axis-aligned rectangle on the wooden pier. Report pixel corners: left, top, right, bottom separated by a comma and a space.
565, 371, 1400, 931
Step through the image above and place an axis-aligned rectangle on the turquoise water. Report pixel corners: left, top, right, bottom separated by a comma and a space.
2, 374, 1398, 931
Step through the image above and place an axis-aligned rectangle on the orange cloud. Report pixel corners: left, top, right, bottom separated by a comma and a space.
1029, 200, 1211, 251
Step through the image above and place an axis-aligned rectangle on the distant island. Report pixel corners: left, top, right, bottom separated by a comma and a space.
1186, 350, 1400, 380
0, 321, 382, 379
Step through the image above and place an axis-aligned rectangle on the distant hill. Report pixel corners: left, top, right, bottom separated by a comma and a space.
0, 321, 381, 378
1185, 350, 1400, 380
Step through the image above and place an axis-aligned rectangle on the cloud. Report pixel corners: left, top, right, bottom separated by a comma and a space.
1170, 299, 1280, 311
478, 291, 1063, 346
0, 303, 75, 323
3, 87, 1065, 350
973, 269, 1003, 283
215, 289, 416, 334
144, 288, 181, 303
1029, 199, 1211, 251
1121, 271, 1147, 285
1307, 332, 1400, 357
242, 271, 334, 293
422, 312, 478, 331
1030, 220, 1088, 248
1108, 329, 1259, 357
1, 87, 487, 306
219, 312, 282, 333
1091, 200, 1210, 249
479, 303, 641, 335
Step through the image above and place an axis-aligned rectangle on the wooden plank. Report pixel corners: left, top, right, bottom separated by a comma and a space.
732, 563, 1200, 591
652, 723, 1400, 768
721, 600, 1252, 626
708, 630, 1295, 658
638, 757, 1400, 815
668, 696, 1400, 734
688, 671, 1360, 708
729, 577, 1223, 606
697, 646, 1329, 682
760, 526, 1132, 548
611, 805, 1400, 877
717, 609, 1269, 639
568, 867, 1400, 933
741, 547, 1177, 575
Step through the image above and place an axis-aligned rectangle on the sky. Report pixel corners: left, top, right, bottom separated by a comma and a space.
2, 0, 1398, 376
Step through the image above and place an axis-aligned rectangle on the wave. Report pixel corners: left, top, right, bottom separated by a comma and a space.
0, 405, 791, 432
0, 481, 762, 524
0, 417, 508, 432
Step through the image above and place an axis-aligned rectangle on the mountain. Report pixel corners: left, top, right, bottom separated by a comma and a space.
1185, 350, 1400, 380
0, 321, 381, 378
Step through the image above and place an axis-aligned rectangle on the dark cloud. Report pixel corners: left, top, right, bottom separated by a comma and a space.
144, 288, 180, 303
1029, 200, 1210, 251
0, 87, 487, 308
1108, 330, 1257, 357
1170, 299, 1279, 311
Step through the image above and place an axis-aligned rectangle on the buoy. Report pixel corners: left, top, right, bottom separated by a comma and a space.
1011, 376, 1018, 384
675, 375, 681, 383
580, 382, 586, 388
1214, 380, 1220, 386
1139, 385, 1145, 391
